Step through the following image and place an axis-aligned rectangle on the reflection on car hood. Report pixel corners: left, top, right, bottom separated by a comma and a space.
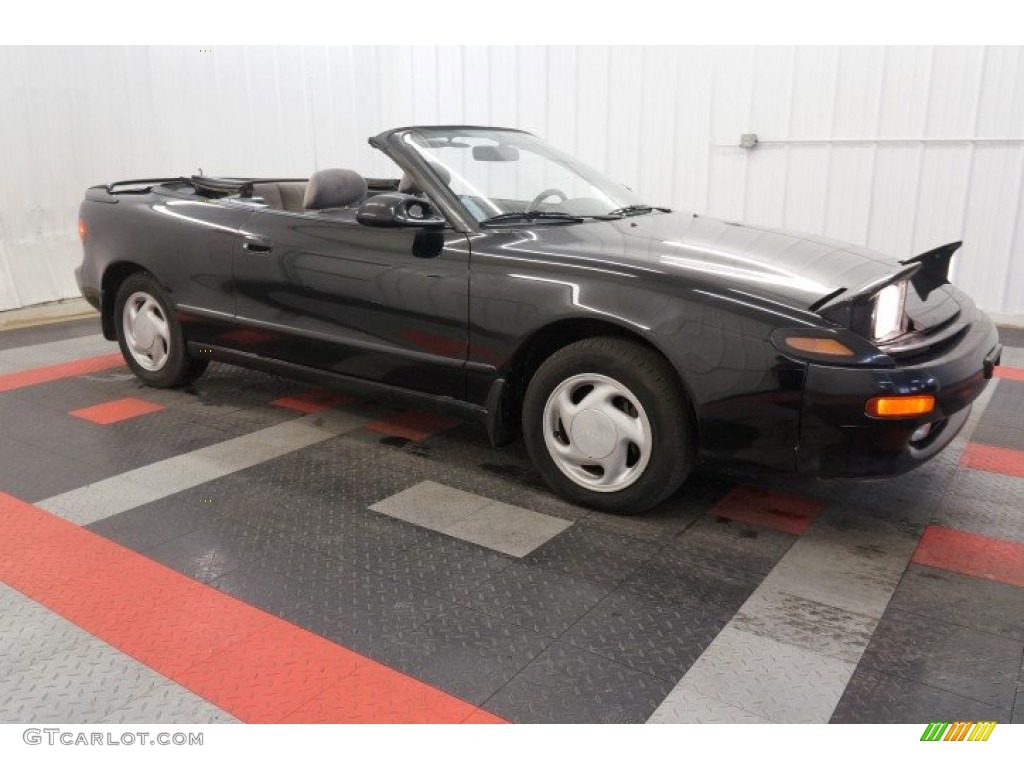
512, 211, 906, 310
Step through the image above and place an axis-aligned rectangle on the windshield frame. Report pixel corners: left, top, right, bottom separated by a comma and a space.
370, 125, 648, 232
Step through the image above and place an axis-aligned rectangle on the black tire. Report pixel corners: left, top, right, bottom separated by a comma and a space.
522, 337, 696, 515
113, 271, 208, 388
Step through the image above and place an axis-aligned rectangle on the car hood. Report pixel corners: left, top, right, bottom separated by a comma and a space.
512, 211, 907, 310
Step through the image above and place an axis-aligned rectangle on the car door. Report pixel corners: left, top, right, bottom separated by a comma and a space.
230, 207, 471, 398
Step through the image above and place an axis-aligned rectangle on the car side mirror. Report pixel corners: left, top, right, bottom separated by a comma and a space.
356, 193, 446, 228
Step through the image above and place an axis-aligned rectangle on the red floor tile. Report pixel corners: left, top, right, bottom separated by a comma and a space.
281, 661, 476, 724
912, 525, 1024, 588
960, 442, 1024, 479
0, 353, 124, 393
270, 389, 356, 414
994, 365, 1024, 382
710, 484, 824, 535
69, 396, 165, 425
0, 491, 505, 724
365, 410, 460, 442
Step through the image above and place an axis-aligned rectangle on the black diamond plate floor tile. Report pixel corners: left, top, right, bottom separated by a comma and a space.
858, 608, 1023, 709
522, 522, 658, 586
361, 532, 516, 601
285, 569, 452, 658
0, 428, 112, 503
1, 394, 247, 475
623, 555, 758, 614
889, 565, 1024, 641
484, 642, 675, 723
142, 517, 287, 583
830, 666, 1011, 724
667, 514, 797, 580
584, 469, 735, 542
210, 541, 352, 619
456, 562, 615, 638
621, 515, 794, 612
561, 588, 732, 682
376, 604, 552, 704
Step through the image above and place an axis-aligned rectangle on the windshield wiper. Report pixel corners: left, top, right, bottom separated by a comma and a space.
605, 205, 657, 218
480, 211, 586, 226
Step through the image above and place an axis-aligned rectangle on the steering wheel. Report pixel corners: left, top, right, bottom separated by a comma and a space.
527, 188, 568, 212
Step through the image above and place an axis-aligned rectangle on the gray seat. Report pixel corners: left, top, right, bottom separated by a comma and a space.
251, 181, 307, 212
303, 168, 368, 210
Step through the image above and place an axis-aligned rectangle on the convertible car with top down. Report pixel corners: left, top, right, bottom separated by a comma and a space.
76, 125, 1003, 513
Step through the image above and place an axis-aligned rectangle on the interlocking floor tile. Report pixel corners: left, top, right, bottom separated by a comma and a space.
912, 525, 1024, 587
831, 666, 1011, 724
888, 565, 1024, 641
858, 609, 1022, 709
458, 562, 614, 638
710, 484, 824, 534
561, 589, 732, 682
659, 626, 856, 723
69, 396, 165, 425
523, 522, 658, 586
377, 604, 551, 704
485, 642, 675, 723
365, 410, 460, 442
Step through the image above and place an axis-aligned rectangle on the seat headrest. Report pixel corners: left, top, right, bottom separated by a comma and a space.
303, 169, 368, 210
399, 162, 452, 195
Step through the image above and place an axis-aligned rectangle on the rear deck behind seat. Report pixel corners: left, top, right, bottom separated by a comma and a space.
252, 182, 308, 211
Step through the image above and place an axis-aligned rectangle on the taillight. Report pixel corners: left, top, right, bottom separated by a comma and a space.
78, 218, 87, 243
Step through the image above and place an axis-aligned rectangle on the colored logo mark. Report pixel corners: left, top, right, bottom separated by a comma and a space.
920, 721, 997, 742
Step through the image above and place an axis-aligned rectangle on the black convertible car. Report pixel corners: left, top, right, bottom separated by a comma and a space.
76, 125, 1002, 513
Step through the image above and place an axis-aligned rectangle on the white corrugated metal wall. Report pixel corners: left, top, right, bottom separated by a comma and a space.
1, 45, 1022, 318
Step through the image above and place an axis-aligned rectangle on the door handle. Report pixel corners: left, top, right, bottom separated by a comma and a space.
242, 236, 273, 253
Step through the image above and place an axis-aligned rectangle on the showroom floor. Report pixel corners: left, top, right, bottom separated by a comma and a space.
1, 317, 1022, 724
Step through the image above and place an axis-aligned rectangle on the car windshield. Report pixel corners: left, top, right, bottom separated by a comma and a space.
401, 128, 652, 224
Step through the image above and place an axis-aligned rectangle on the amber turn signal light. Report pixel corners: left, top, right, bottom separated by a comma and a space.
784, 337, 855, 357
78, 218, 87, 243
866, 394, 936, 418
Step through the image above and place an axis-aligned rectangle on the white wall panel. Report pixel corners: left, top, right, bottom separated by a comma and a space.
1, 45, 1023, 319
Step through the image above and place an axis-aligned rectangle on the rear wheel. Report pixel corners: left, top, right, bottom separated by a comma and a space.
522, 337, 696, 515
114, 272, 208, 388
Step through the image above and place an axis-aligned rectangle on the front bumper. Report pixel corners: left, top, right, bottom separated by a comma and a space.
797, 311, 1001, 477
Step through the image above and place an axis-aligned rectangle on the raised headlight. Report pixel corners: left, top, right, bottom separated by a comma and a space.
872, 281, 907, 341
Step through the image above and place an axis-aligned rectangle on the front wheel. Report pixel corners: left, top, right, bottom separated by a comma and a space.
522, 337, 696, 515
114, 272, 208, 388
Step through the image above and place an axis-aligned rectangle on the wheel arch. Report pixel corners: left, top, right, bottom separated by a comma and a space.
494, 317, 700, 446
100, 261, 148, 340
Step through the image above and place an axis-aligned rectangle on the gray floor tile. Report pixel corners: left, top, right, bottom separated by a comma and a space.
445, 501, 573, 557
664, 626, 856, 723
101, 683, 238, 724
